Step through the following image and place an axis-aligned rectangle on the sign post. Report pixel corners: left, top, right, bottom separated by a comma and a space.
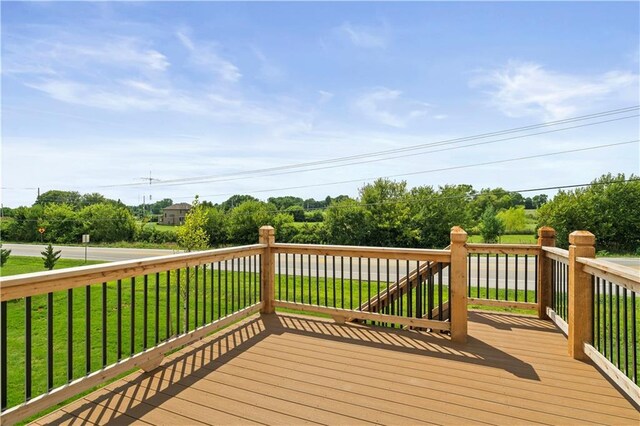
38, 227, 45, 243
82, 234, 90, 263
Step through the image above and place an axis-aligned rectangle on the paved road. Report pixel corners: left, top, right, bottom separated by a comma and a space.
4, 244, 638, 287
2, 243, 181, 262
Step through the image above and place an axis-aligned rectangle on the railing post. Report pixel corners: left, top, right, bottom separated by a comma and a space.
450, 226, 468, 343
259, 226, 275, 314
568, 230, 595, 360
537, 227, 556, 319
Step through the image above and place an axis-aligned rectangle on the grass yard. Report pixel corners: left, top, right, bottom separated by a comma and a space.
1, 256, 103, 276
467, 234, 537, 244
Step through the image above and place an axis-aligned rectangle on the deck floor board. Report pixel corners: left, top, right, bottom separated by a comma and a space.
35, 311, 640, 425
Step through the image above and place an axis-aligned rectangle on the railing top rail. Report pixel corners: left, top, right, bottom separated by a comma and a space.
466, 243, 540, 255
542, 246, 569, 257
271, 243, 451, 263
577, 257, 640, 293
0, 244, 266, 302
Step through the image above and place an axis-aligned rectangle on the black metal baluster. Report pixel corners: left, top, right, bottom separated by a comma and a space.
367, 258, 371, 313
1, 301, 6, 410
514, 254, 519, 302
608, 280, 613, 361
386, 259, 390, 316
632, 291, 637, 384
130, 277, 135, 356
243, 257, 247, 309
486, 254, 489, 299
602, 277, 607, 358
186, 267, 191, 331
438, 263, 443, 320
376, 259, 380, 314
397, 259, 401, 316
155, 272, 160, 344
406, 260, 411, 318
218, 262, 222, 319
595, 278, 600, 351
203, 264, 207, 326
230, 261, 235, 313
476, 254, 480, 298
524, 255, 529, 303
623, 287, 628, 376
25, 296, 32, 400
416, 261, 421, 318
194, 266, 198, 328
504, 254, 509, 301
468, 254, 472, 297
143, 275, 148, 350
358, 257, 362, 311
325, 256, 329, 307
534, 255, 539, 302
166, 271, 170, 339
495, 254, 499, 300
176, 270, 181, 335
47, 292, 54, 390
616, 284, 621, 368
341, 256, 345, 309
333, 256, 337, 308
428, 263, 434, 320
67, 288, 73, 381
102, 283, 107, 367
309, 254, 313, 305
278, 253, 282, 301
316, 255, 320, 306
300, 254, 304, 305
258, 254, 262, 301
292, 254, 296, 303
85, 286, 90, 374
117, 279, 122, 360
210, 263, 214, 320
285, 255, 289, 302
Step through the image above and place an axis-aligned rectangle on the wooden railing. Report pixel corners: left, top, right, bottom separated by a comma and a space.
1, 224, 638, 423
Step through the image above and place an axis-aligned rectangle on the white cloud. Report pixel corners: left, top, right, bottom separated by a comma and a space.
473, 61, 639, 120
338, 22, 388, 49
318, 90, 334, 104
176, 31, 241, 82
353, 87, 430, 128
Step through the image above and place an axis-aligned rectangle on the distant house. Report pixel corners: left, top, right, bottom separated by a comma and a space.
159, 203, 191, 225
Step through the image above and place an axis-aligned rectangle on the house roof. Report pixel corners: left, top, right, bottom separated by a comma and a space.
163, 203, 192, 210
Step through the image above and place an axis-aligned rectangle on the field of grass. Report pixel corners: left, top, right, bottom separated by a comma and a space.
141, 222, 178, 233
467, 234, 537, 244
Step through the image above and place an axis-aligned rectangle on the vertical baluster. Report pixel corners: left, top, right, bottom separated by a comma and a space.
603, 277, 607, 359
300, 254, 304, 305
292, 254, 296, 303
406, 260, 411, 318
117, 279, 122, 360
143, 275, 148, 350
316, 255, 320, 306
309, 254, 313, 305
194, 266, 198, 328
504, 254, 509, 301
176, 270, 181, 335
341, 256, 345, 309
623, 287, 628, 376
358, 257, 362, 311
524, 254, 529, 303
367, 258, 371, 313
224, 261, 228, 316
130, 277, 135, 356
386, 259, 390, 316
632, 291, 637, 384
47, 292, 54, 390
68, 288, 73, 381
438, 263, 443, 320
495, 254, 499, 300
25, 296, 32, 400
415, 261, 421, 318
428, 263, 434, 320
230, 261, 235, 313
534, 255, 539, 302
397, 259, 401, 316
278, 254, 282, 301
285, 255, 289, 302
218, 262, 222, 319
258, 254, 262, 301
155, 272, 160, 344
376, 259, 380, 314
467, 254, 472, 297
325, 256, 329, 307
616, 284, 621, 368
102, 283, 107, 367
333, 256, 337, 308
608, 280, 613, 361
595, 278, 600, 351
485, 254, 489, 299
476, 254, 480, 298
211, 263, 215, 320
166, 271, 170, 339
85, 286, 91, 374
1, 301, 6, 410
203, 264, 207, 326
243, 257, 247, 309
514, 254, 519, 302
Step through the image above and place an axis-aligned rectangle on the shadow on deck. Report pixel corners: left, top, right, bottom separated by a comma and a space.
35, 312, 639, 425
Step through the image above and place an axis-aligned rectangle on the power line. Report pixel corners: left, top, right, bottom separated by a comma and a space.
146, 114, 639, 188
171, 139, 639, 200
100, 105, 639, 189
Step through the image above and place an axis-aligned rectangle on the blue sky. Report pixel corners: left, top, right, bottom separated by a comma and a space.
2, 1, 639, 207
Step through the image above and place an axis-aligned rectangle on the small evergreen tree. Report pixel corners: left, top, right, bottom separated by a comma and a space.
480, 206, 505, 243
41, 243, 62, 270
0, 244, 11, 267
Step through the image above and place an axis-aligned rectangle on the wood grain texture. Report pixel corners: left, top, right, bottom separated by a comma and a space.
34, 310, 639, 426
272, 243, 451, 263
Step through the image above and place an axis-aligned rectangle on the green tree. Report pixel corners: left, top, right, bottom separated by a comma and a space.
480, 206, 504, 243
42, 203, 80, 243
285, 205, 305, 222
78, 203, 136, 243
268, 196, 303, 210
176, 197, 210, 252
220, 195, 259, 211
5, 205, 44, 242
203, 206, 228, 247
324, 199, 370, 245
496, 206, 527, 233
538, 173, 640, 251
35, 190, 82, 208
41, 243, 61, 270
227, 201, 275, 244
359, 178, 412, 247
0, 244, 11, 267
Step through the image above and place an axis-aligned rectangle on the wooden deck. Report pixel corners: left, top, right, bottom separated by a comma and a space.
35, 311, 639, 425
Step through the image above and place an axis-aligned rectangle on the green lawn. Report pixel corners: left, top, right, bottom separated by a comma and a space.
467, 234, 537, 244
143, 222, 178, 233
1, 256, 103, 276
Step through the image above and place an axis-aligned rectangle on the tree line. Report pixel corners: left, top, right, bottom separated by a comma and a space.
1, 173, 636, 253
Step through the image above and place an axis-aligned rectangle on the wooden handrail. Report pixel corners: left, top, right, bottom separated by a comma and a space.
577, 257, 640, 293
0, 244, 266, 302
466, 243, 540, 255
271, 243, 451, 262
542, 246, 569, 257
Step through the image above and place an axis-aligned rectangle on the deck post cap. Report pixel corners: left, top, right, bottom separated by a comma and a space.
538, 227, 556, 238
450, 226, 468, 243
568, 230, 595, 246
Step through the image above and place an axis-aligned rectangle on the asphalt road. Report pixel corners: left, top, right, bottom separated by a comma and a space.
4, 244, 638, 287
